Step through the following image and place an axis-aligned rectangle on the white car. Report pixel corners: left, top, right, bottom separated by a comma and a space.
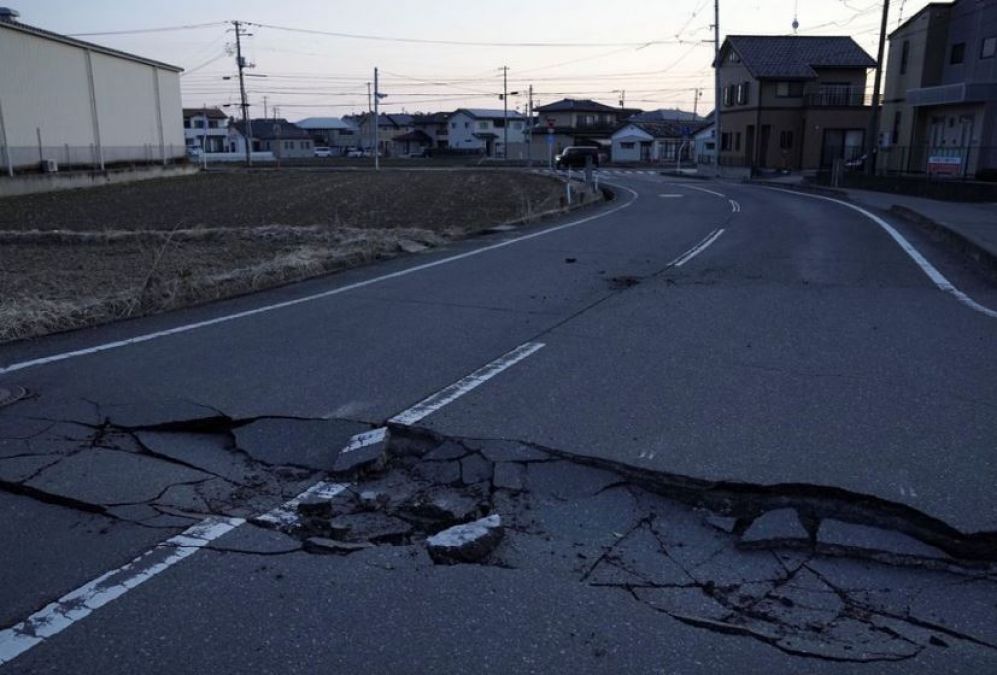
313, 147, 332, 158
345, 148, 366, 158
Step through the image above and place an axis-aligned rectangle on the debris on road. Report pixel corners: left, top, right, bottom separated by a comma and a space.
426, 514, 504, 564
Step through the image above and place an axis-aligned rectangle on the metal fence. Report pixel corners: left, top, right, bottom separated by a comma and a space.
0, 138, 186, 176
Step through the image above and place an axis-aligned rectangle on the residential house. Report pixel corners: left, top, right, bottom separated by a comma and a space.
228, 118, 313, 158
715, 35, 876, 171
295, 117, 359, 155
353, 113, 414, 156
447, 108, 528, 158
0, 7, 184, 171
880, 0, 997, 177
182, 108, 229, 153
611, 120, 707, 163
694, 112, 717, 165
412, 112, 451, 149
531, 98, 634, 160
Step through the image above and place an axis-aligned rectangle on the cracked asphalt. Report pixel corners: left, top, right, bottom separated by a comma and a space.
1, 171, 996, 672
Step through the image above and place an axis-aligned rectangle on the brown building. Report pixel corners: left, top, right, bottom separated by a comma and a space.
715, 35, 876, 171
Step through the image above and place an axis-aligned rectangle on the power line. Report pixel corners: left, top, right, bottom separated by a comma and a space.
68, 21, 228, 36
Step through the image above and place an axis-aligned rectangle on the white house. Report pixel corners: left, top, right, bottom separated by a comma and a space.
0, 7, 184, 171
694, 123, 716, 166
182, 108, 229, 153
611, 121, 704, 164
447, 109, 528, 158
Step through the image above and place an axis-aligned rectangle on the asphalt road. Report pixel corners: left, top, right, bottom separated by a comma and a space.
2, 170, 996, 672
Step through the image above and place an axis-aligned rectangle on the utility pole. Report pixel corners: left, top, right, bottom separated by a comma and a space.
619, 90, 625, 109
526, 84, 533, 166
263, 95, 268, 119
866, 0, 890, 175
366, 81, 373, 153
712, 0, 722, 177
693, 88, 702, 118
502, 66, 509, 159
233, 20, 252, 166
374, 66, 380, 170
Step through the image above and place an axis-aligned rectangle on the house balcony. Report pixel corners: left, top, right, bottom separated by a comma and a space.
803, 89, 876, 107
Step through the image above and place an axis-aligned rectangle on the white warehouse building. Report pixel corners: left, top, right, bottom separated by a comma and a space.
0, 7, 185, 172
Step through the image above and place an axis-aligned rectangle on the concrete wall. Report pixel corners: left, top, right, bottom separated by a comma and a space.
0, 164, 197, 198
0, 22, 184, 171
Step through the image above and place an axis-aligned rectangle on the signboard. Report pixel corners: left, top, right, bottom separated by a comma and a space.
927, 155, 961, 176
546, 134, 555, 146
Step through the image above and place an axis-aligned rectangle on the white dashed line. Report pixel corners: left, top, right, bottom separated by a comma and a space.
0, 517, 244, 666
389, 341, 545, 426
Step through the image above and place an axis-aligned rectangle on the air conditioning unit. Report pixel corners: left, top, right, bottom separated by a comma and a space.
42, 158, 59, 173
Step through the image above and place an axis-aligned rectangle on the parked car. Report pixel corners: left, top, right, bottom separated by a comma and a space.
555, 146, 600, 169
313, 146, 332, 158
346, 148, 368, 158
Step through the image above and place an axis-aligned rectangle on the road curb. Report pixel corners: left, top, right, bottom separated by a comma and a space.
888, 205, 997, 276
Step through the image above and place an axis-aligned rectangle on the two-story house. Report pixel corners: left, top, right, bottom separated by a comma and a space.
715, 35, 876, 171
531, 98, 634, 159
412, 112, 451, 149
182, 108, 229, 153
353, 113, 415, 157
881, 0, 997, 178
295, 117, 358, 154
447, 108, 527, 158
228, 118, 313, 158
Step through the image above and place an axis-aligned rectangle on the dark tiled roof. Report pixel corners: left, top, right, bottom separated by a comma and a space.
231, 119, 312, 140
412, 112, 451, 125
535, 98, 620, 113
615, 120, 709, 139
724, 35, 876, 80
182, 107, 227, 120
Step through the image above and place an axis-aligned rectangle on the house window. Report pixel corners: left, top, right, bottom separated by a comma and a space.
900, 40, 910, 74
464, 122, 469, 128
494, 119, 505, 128
183, 118, 191, 128
776, 81, 804, 97
478, 121, 489, 130
950, 42, 965, 64
620, 141, 635, 149
734, 132, 741, 152
982, 36, 996, 59
720, 132, 732, 151
892, 111, 902, 144
736, 82, 750, 105
779, 130, 794, 149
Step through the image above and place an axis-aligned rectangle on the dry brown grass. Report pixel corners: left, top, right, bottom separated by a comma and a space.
0, 170, 575, 343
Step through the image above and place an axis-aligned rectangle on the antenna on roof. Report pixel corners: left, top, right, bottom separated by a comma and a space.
792, 0, 799, 33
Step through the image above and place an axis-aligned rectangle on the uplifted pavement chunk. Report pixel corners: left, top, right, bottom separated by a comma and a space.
740, 508, 809, 546
817, 519, 946, 559
427, 514, 503, 564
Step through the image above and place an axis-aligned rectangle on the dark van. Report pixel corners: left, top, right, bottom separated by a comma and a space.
555, 146, 600, 169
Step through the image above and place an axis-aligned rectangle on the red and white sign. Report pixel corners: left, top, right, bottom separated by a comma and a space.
927, 155, 962, 175
546, 117, 555, 129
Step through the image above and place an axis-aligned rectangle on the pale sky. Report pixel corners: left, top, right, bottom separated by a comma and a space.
6, 0, 934, 120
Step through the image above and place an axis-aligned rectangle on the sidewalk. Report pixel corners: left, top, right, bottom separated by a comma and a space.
749, 175, 997, 268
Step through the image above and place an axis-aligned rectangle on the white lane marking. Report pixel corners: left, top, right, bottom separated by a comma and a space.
389, 341, 545, 426
678, 184, 727, 199
761, 187, 997, 319
729, 199, 741, 213
339, 427, 388, 455
669, 228, 726, 268
0, 516, 243, 666
0, 187, 638, 376
659, 194, 685, 198
253, 480, 349, 529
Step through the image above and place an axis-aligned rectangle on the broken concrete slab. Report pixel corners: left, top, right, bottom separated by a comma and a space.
739, 509, 810, 547
460, 453, 492, 485
397, 239, 429, 254
525, 461, 621, 500
400, 487, 482, 525
412, 459, 461, 486
304, 537, 374, 555
234, 418, 370, 471
476, 441, 551, 463
423, 440, 469, 461
25, 447, 211, 507
0, 454, 62, 483
817, 518, 947, 560
135, 431, 262, 486
704, 514, 739, 534
326, 512, 413, 543
492, 462, 526, 491
427, 514, 503, 564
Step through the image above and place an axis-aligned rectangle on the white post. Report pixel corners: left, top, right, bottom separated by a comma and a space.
0, 97, 12, 176
85, 49, 104, 171
152, 66, 166, 166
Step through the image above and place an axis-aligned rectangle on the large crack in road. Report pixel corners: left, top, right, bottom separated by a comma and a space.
2, 396, 996, 665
